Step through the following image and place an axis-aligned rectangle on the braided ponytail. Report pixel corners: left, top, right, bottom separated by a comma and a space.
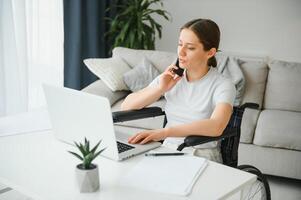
208, 56, 217, 68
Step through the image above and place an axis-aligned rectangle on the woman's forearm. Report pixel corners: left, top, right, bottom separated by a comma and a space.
166, 119, 225, 138
165, 104, 232, 138
121, 86, 164, 110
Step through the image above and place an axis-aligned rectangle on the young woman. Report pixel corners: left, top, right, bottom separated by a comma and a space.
121, 19, 236, 163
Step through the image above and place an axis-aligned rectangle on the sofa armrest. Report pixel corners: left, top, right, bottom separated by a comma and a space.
81, 80, 130, 106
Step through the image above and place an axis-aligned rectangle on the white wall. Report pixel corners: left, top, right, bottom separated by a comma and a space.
154, 0, 301, 62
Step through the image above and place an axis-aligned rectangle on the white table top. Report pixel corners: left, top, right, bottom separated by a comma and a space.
0, 130, 256, 200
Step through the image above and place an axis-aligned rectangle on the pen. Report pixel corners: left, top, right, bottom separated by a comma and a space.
145, 152, 185, 156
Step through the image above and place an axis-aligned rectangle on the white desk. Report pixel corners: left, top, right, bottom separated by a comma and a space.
0, 130, 256, 200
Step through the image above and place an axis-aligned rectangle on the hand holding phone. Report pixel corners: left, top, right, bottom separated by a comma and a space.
172, 58, 184, 77
159, 59, 183, 92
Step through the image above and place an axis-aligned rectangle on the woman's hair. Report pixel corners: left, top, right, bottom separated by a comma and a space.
181, 19, 220, 67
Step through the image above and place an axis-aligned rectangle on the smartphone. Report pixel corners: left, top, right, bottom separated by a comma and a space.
172, 58, 184, 77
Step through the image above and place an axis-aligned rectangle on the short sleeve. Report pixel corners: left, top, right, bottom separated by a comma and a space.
148, 74, 161, 88
213, 79, 236, 107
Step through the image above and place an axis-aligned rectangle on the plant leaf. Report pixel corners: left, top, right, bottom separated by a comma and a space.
79, 143, 87, 156
68, 151, 83, 161
105, 0, 171, 50
87, 140, 90, 153
91, 139, 102, 154
91, 148, 107, 162
83, 153, 93, 169
74, 141, 86, 156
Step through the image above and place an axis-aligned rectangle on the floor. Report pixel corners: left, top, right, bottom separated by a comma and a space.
267, 175, 301, 200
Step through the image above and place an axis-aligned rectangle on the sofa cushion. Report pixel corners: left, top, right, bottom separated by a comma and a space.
264, 59, 301, 112
254, 110, 301, 151
84, 57, 131, 91
216, 53, 268, 108
240, 108, 261, 143
81, 80, 129, 106
239, 143, 301, 180
123, 57, 160, 92
239, 60, 268, 109
112, 47, 177, 73
216, 55, 245, 106
112, 98, 166, 130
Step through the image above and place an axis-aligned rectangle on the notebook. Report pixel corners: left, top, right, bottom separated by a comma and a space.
119, 155, 208, 196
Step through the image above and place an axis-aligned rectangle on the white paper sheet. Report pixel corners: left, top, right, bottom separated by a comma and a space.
119, 155, 208, 196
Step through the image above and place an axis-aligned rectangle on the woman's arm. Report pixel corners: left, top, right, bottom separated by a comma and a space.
121, 65, 182, 110
128, 103, 233, 144
167, 103, 233, 137
120, 86, 164, 110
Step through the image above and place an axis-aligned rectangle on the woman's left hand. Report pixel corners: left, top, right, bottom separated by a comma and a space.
128, 128, 169, 144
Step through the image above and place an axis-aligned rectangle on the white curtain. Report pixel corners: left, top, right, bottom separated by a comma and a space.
0, 0, 63, 117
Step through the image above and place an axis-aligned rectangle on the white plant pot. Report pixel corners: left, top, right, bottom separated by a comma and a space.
75, 164, 99, 193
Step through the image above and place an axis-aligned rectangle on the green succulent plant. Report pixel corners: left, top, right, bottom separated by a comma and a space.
106, 0, 171, 50
68, 138, 106, 170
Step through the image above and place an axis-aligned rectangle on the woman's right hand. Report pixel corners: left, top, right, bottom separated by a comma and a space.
158, 65, 182, 92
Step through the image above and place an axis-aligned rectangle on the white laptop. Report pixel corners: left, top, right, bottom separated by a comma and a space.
43, 84, 161, 161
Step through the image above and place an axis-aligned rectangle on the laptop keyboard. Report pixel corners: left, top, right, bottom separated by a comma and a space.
117, 141, 135, 153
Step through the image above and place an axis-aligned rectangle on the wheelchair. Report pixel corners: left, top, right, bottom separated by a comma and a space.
112, 102, 271, 200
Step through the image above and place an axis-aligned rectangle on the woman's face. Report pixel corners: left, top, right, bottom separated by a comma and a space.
177, 28, 212, 70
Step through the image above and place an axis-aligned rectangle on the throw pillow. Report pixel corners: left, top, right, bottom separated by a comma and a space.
84, 57, 131, 91
123, 57, 160, 92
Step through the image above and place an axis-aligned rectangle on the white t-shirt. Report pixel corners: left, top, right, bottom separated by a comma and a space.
149, 67, 236, 149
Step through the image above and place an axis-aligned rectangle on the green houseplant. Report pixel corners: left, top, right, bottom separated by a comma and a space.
68, 138, 106, 192
106, 0, 171, 50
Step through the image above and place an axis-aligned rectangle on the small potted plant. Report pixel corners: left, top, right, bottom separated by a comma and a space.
68, 138, 106, 193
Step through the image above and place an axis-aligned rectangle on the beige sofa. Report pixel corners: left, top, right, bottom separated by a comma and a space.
82, 47, 301, 180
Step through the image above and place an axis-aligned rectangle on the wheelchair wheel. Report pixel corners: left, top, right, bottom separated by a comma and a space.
237, 165, 271, 200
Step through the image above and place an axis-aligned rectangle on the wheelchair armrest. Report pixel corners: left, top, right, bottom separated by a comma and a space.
177, 127, 238, 151
240, 103, 259, 110
112, 107, 165, 123
184, 127, 238, 146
